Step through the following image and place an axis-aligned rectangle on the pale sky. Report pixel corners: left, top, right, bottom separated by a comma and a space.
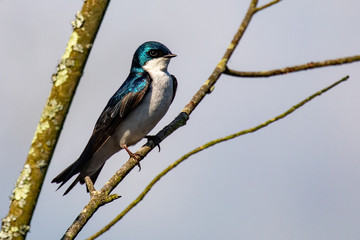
1, 0, 360, 239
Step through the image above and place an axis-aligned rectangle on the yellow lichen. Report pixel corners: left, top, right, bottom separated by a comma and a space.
36, 160, 47, 170
62, 31, 79, 60
204, 79, 211, 86
11, 164, 31, 208
31, 120, 50, 145
53, 31, 79, 87
39, 121, 50, 132
0, 216, 30, 239
29, 147, 35, 155
71, 11, 85, 29
54, 68, 69, 87
217, 58, 228, 72
73, 43, 84, 53
44, 99, 63, 119
30, 99, 62, 144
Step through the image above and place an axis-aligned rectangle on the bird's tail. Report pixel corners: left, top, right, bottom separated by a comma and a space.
51, 158, 84, 195
52, 154, 105, 195
52, 136, 113, 195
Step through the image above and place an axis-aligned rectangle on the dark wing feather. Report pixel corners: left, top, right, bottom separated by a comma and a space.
88, 72, 151, 156
171, 75, 177, 103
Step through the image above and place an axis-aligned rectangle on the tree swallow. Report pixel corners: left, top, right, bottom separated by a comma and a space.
52, 41, 177, 195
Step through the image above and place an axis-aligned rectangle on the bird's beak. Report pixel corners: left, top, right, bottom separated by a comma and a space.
164, 54, 177, 58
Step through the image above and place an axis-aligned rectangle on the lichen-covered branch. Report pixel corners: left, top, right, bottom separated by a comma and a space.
0, 1, 110, 240
224, 55, 360, 77
86, 75, 349, 239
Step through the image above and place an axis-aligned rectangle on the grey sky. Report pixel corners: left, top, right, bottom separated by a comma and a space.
1, 0, 360, 239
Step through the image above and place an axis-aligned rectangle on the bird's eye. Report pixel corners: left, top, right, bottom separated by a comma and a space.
149, 50, 158, 57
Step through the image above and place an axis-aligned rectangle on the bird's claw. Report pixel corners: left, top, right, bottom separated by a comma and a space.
123, 145, 142, 171
133, 154, 142, 172
130, 152, 142, 171
144, 135, 161, 152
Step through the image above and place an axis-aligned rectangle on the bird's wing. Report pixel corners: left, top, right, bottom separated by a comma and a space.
171, 75, 177, 103
89, 72, 151, 155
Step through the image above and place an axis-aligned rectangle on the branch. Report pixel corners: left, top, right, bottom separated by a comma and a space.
61, 0, 264, 238
87, 75, 349, 239
224, 55, 360, 77
0, 1, 110, 239
254, 0, 282, 12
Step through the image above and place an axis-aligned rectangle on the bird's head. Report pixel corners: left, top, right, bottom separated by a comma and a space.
131, 41, 176, 72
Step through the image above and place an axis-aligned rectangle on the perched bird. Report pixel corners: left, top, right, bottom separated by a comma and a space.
52, 41, 177, 195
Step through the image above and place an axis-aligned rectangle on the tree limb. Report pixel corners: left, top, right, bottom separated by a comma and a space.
0, 1, 110, 239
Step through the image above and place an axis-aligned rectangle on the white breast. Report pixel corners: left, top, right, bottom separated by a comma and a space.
114, 57, 174, 147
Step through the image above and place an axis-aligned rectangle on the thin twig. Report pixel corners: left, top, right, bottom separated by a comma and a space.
255, 0, 282, 12
224, 55, 360, 77
87, 75, 349, 240
84, 176, 96, 198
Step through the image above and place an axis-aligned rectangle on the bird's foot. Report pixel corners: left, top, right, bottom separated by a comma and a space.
123, 145, 142, 171
144, 135, 161, 152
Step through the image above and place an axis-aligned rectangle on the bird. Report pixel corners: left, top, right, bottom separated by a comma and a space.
52, 41, 177, 195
